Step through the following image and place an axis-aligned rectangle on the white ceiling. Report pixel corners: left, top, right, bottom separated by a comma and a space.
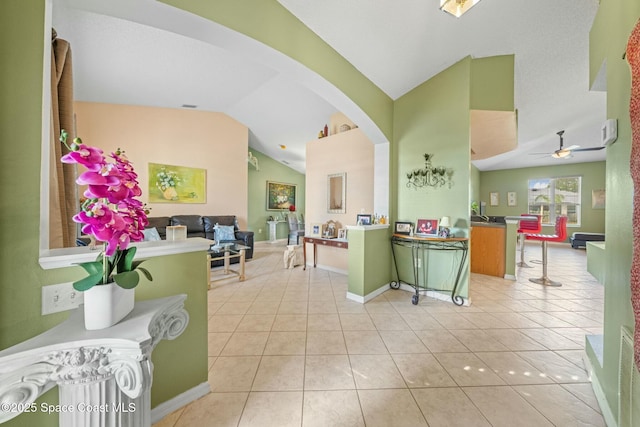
52, 0, 607, 173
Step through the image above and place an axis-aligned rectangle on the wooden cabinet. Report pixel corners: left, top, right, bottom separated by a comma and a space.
470, 225, 505, 277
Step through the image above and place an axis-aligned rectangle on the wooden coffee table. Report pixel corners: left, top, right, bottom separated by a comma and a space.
207, 243, 249, 287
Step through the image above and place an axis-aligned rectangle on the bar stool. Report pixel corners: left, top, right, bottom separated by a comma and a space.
525, 216, 568, 287
517, 214, 542, 268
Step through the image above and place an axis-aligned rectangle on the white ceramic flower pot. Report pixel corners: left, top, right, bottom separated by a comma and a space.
83, 282, 135, 330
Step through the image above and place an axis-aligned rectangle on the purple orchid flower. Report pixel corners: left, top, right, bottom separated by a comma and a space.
61, 145, 105, 172
61, 132, 151, 286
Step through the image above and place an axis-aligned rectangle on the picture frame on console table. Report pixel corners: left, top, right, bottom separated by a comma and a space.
337, 228, 348, 240
416, 218, 438, 236
394, 221, 413, 235
310, 222, 323, 237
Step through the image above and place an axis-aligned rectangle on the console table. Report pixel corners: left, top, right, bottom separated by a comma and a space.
303, 236, 348, 270
390, 234, 469, 305
0, 295, 189, 427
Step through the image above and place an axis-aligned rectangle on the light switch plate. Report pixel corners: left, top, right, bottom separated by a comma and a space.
42, 282, 84, 315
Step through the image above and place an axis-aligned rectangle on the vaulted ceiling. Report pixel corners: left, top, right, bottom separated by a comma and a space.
53, 0, 606, 173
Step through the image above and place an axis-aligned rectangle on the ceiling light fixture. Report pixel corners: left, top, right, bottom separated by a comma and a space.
439, 0, 481, 18
551, 150, 571, 159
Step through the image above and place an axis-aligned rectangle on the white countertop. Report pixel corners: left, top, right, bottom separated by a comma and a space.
39, 238, 214, 270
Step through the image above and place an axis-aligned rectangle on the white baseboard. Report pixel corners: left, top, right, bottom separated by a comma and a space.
398, 283, 470, 306
307, 263, 348, 275
504, 274, 516, 281
346, 282, 470, 306
582, 352, 616, 427
151, 382, 210, 424
346, 283, 390, 303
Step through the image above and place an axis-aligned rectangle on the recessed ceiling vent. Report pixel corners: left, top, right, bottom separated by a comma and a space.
281, 160, 290, 165
181, 104, 197, 109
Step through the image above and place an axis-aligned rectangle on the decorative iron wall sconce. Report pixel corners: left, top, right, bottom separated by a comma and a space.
406, 153, 454, 189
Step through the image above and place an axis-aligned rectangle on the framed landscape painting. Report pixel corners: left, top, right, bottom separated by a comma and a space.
148, 163, 206, 203
267, 181, 297, 211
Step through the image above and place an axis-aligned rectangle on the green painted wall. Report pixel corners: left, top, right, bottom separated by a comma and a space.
347, 228, 392, 297
130, 252, 209, 407
588, 0, 640, 420
248, 150, 306, 242
470, 55, 515, 111
470, 163, 481, 212
392, 58, 474, 299
0, 2, 207, 425
159, 0, 394, 143
479, 162, 606, 239
394, 57, 472, 233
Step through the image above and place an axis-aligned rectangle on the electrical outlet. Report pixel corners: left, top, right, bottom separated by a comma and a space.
42, 282, 84, 315
259, 229, 262, 234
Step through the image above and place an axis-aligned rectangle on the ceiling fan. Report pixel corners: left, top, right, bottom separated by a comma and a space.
535, 130, 605, 159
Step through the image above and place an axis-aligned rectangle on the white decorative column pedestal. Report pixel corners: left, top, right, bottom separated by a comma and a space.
0, 295, 189, 427
267, 220, 283, 243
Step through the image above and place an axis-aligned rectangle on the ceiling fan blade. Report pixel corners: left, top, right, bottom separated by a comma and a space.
564, 145, 580, 151
571, 146, 605, 152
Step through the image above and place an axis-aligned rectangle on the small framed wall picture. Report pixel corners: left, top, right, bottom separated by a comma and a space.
394, 221, 413, 235
592, 189, 605, 209
507, 191, 517, 207
416, 218, 438, 236
490, 192, 499, 206
356, 214, 372, 225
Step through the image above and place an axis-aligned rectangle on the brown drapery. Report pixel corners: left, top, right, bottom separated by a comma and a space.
49, 29, 76, 248
627, 18, 640, 370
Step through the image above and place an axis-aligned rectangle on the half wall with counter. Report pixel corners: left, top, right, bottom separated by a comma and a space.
346, 225, 392, 303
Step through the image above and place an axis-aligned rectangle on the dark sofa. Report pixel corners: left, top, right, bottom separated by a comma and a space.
146, 215, 254, 266
570, 232, 605, 249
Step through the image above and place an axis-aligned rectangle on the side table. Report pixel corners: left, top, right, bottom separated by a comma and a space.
303, 236, 348, 270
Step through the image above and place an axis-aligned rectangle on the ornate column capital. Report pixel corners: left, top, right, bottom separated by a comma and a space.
0, 294, 188, 424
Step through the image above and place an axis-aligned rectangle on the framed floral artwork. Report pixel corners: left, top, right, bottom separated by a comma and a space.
149, 163, 206, 203
267, 181, 297, 211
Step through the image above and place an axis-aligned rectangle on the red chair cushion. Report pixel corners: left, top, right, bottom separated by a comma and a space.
517, 214, 542, 234
526, 216, 568, 242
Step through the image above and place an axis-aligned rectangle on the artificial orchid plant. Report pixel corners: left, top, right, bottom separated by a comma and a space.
60, 130, 152, 291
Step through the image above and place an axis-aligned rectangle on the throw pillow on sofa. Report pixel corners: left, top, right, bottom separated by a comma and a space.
143, 227, 162, 241
215, 224, 236, 242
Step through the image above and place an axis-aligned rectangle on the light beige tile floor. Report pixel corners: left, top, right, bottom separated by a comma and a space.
155, 241, 605, 426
